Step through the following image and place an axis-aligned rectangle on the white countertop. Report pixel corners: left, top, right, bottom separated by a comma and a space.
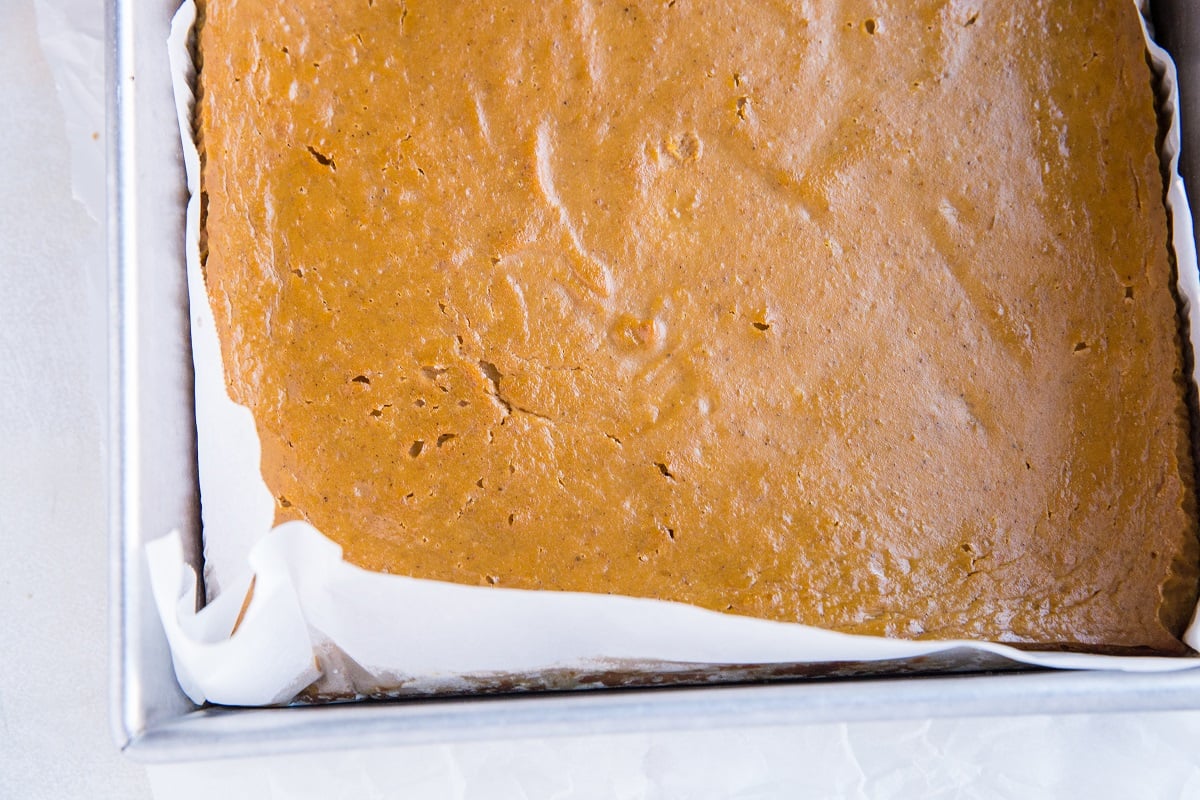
0, 0, 148, 796
5, 0, 1200, 797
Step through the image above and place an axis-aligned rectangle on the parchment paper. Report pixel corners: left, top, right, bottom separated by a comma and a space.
150, 0, 1200, 707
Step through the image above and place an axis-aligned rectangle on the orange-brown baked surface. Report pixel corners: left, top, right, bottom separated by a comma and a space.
197, 0, 1199, 652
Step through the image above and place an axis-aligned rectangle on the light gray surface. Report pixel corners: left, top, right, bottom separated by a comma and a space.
0, 0, 150, 797
110, 0, 202, 747
146, 715, 1200, 799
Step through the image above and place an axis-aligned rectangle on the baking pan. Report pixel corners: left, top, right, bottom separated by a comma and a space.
109, 0, 1200, 762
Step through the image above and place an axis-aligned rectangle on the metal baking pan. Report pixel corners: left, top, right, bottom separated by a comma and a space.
109, 0, 1200, 762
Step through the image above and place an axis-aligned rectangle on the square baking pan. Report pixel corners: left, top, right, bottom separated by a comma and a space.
109, 0, 1200, 762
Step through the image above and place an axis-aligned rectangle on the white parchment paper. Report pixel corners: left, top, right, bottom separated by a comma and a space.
31, 0, 104, 223
150, 0, 1200, 707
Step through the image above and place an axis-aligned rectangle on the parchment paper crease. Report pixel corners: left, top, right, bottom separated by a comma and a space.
151, 0, 1200, 707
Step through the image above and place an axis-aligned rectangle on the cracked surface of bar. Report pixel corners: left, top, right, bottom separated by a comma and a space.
197, 0, 1199, 652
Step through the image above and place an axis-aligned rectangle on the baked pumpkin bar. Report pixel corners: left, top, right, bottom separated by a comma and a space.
196, 0, 1199, 652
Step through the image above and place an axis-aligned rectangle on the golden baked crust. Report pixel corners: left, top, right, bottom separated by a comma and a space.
197, 0, 1199, 652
